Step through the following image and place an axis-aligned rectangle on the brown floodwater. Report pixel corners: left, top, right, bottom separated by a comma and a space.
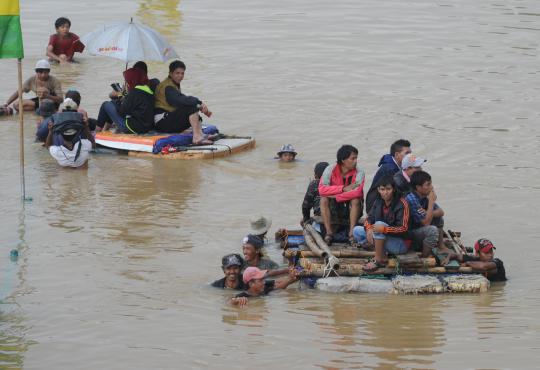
1, 0, 539, 369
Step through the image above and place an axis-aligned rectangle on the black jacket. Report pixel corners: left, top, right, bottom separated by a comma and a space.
366, 196, 411, 239
120, 85, 154, 134
393, 171, 412, 196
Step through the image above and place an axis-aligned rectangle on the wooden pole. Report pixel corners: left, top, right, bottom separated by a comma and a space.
17, 58, 26, 200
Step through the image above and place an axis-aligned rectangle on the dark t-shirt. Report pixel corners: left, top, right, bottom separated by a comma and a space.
462, 255, 507, 282
211, 277, 246, 290
234, 280, 276, 298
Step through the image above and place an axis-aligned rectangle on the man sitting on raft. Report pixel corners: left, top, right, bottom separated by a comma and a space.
318, 145, 365, 245
353, 175, 411, 271
154, 60, 214, 145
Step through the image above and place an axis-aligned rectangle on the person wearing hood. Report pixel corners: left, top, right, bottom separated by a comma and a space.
365, 139, 411, 213
96, 67, 154, 134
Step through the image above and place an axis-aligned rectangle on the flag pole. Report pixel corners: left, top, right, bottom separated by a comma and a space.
17, 58, 25, 200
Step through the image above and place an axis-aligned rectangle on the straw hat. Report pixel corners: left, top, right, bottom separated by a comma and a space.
250, 216, 272, 235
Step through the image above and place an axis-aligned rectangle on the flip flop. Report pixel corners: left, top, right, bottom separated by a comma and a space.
363, 260, 386, 273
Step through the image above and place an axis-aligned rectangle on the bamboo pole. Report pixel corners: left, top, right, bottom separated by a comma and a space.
304, 224, 340, 269
302, 230, 325, 257
17, 58, 26, 200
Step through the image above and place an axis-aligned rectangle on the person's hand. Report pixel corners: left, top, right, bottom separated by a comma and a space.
47, 121, 53, 130
367, 229, 374, 245
343, 184, 355, 192
231, 297, 248, 308
200, 103, 212, 118
373, 224, 385, 233
37, 87, 48, 99
428, 189, 437, 203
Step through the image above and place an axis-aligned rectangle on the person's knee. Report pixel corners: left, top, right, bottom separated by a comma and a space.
352, 226, 365, 241
374, 221, 388, 227
320, 197, 329, 206
424, 225, 439, 246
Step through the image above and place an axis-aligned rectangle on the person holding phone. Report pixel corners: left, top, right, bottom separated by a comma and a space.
96, 68, 154, 134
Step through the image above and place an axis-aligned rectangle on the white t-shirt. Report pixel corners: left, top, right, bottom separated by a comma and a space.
49, 139, 92, 167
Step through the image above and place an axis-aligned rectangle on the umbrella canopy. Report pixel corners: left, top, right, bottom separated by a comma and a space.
81, 20, 179, 62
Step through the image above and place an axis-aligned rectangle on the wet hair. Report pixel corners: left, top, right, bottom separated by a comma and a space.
410, 170, 432, 189
55, 17, 71, 29
133, 61, 148, 73
169, 60, 186, 73
336, 145, 358, 164
390, 139, 411, 157
65, 90, 81, 106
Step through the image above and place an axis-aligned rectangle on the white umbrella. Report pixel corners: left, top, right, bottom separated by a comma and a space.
81, 19, 179, 63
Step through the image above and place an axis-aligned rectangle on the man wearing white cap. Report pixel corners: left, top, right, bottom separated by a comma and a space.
393, 153, 426, 195
3, 59, 63, 112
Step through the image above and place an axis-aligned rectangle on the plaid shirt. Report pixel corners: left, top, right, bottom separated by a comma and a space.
405, 191, 439, 229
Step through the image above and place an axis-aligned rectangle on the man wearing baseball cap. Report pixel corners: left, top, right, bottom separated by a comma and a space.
443, 238, 506, 281
211, 254, 246, 290
3, 59, 63, 112
230, 266, 299, 307
393, 153, 426, 195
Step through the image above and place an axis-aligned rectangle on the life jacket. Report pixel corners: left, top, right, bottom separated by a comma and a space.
154, 77, 178, 112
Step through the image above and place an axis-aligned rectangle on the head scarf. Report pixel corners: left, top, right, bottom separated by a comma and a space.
123, 67, 149, 91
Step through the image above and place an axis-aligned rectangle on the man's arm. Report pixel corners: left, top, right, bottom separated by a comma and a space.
420, 190, 438, 226
164, 86, 201, 107
335, 169, 365, 202
274, 269, 299, 290
4, 91, 19, 107
318, 164, 345, 197
82, 118, 95, 148
45, 121, 54, 149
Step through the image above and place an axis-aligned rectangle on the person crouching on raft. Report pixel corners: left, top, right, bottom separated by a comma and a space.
353, 175, 411, 272
154, 60, 214, 145
231, 267, 299, 307
211, 254, 246, 290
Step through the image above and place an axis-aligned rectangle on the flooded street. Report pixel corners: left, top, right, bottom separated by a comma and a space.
1, 0, 539, 368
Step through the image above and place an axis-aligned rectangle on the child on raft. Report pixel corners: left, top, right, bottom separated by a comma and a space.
276, 144, 297, 162
46, 17, 85, 63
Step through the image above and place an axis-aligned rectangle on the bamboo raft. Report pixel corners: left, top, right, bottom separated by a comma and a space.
277, 226, 491, 294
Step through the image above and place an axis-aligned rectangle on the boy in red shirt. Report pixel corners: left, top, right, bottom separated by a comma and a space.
46, 17, 84, 63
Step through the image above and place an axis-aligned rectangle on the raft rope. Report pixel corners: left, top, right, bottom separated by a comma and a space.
323, 258, 339, 278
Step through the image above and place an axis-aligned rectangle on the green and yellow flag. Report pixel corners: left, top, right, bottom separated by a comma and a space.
0, 0, 24, 59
